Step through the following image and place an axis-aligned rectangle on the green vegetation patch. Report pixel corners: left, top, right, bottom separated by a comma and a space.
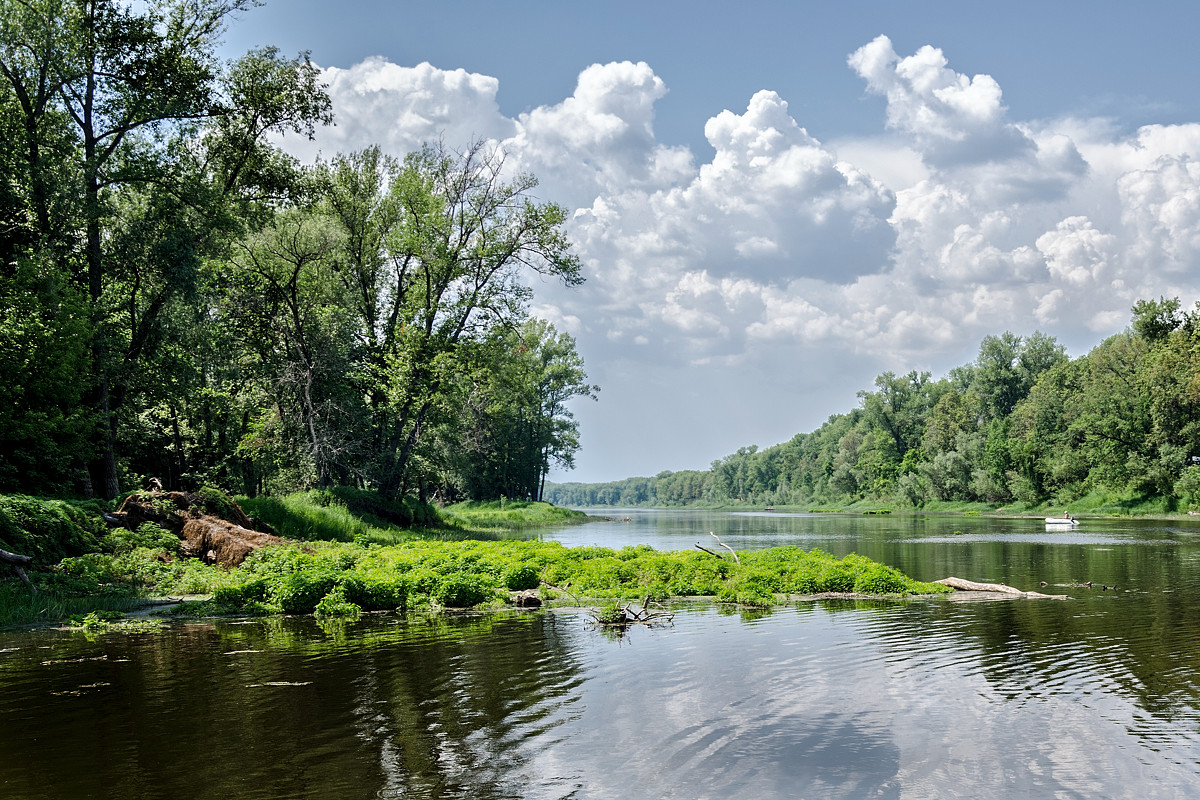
440, 500, 589, 530
238, 489, 436, 545
154, 539, 950, 618
0, 495, 105, 564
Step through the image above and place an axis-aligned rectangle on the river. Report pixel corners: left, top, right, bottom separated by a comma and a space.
2, 510, 1199, 798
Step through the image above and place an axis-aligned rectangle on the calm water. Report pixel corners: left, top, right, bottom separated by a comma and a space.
3, 511, 1200, 799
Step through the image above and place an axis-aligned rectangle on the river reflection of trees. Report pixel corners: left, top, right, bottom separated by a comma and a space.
0, 612, 589, 800
566, 511, 1200, 729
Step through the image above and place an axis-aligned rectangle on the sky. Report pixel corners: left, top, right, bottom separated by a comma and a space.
219, 0, 1200, 483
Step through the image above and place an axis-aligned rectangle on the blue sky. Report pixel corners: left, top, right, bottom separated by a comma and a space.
220, 1, 1200, 482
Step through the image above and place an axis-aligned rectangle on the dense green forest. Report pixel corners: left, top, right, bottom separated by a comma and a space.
546, 298, 1200, 511
0, 0, 596, 504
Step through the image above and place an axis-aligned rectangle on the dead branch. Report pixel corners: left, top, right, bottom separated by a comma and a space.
710, 532, 740, 564
540, 579, 580, 605
695, 543, 726, 560
0, 547, 35, 593
589, 595, 675, 628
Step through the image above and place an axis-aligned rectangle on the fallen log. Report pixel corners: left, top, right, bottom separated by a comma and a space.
589, 595, 675, 628
935, 576, 1067, 599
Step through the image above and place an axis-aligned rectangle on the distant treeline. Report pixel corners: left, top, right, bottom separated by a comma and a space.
546, 298, 1200, 510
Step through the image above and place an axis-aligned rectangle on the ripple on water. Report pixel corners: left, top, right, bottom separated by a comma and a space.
5, 591, 1200, 798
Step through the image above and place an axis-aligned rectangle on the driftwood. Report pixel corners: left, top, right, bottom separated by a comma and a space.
589, 595, 675, 628
935, 576, 1067, 600
695, 532, 740, 564
510, 589, 542, 607
0, 547, 34, 592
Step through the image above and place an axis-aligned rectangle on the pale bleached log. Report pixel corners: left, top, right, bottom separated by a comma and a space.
935, 576, 1066, 599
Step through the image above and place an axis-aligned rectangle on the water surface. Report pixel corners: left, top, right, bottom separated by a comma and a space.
3, 511, 1199, 798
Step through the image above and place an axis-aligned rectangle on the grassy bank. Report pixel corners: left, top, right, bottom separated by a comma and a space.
0, 488, 947, 627
439, 500, 590, 530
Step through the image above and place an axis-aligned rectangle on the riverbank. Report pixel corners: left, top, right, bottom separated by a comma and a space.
622, 492, 1194, 521
0, 489, 947, 627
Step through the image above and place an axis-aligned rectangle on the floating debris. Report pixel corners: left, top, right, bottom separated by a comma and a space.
245, 681, 313, 688
588, 596, 675, 628
41, 655, 109, 666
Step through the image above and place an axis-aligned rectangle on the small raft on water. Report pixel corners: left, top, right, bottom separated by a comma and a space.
1045, 517, 1080, 526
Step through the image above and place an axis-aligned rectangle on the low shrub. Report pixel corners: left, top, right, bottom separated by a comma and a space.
213, 577, 270, 607
501, 563, 540, 591
104, 523, 180, 556
852, 563, 911, 595
433, 573, 495, 608
272, 571, 339, 614
340, 573, 409, 611
0, 494, 104, 564
314, 586, 361, 618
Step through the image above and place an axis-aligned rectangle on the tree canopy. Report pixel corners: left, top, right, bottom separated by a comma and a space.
0, 1, 595, 504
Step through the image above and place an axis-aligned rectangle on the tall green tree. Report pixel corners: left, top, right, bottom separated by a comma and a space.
0, 0, 329, 496
451, 319, 596, 500
373, 141, 582, 499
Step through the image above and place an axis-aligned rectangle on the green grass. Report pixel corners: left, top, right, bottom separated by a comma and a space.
238, 487, 439, 544
0, 578, 143, 628
439, 500, 590, 530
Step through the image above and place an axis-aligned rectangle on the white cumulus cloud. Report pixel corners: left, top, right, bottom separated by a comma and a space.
270, 42, 1200, 478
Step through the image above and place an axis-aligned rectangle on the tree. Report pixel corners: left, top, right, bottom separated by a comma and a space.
1132, 296, 1182, 344
0, 0, 329, 496
372, 141, 582, 498
227, 208, 358, 489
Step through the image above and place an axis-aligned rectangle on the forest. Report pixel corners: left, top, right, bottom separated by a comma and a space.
545, 297, 1200, 512
0, 0, 597, 505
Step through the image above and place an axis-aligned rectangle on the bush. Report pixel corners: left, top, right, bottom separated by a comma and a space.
852, 563, 910, 595
433, 573, 495, 607
340, 574, 409, 611
272, 571, 338, 614
0, 494, 104, 564
1175, 466, 1200, 508
314, 586, 361, 618
817, 564, 856, 593
104, 523, 180, 556
501, 564, 540, 591
56, 553, 122, 585
213, 577, 270, 607
196, 486, 242, 521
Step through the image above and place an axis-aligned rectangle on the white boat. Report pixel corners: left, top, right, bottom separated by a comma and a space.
1045, 517, 1080, 525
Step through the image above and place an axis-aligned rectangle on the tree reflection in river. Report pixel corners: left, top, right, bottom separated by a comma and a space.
5, 511, 1200, 798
